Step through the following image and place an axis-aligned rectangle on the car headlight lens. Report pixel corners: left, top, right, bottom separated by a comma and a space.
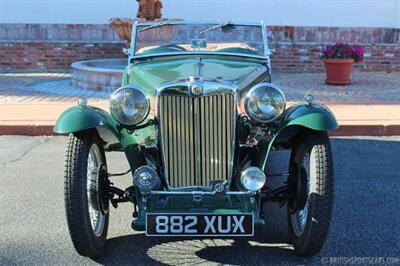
110, 86, 150, 126
240, 167, 266, 191
133, 166, 161, 193
244, 83, 286, 123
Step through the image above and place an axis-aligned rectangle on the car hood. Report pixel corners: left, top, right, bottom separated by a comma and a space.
127, 56, 269, 96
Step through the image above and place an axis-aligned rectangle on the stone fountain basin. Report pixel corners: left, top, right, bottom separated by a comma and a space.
72, 58, 126, 92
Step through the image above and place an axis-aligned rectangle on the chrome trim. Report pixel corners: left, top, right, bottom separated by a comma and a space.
157, 77, 237, 97
131, 20, 269, 60
110, 84, 151, 126
240, 166, 267, 192
193, 95, 201, 185
242, 82, 286, 124
291, 148, 312, 236
195, 57, 202, 77
199, 20, 233, 35
129, 20, 138, 62
87, 144, 106, 237
132, 51, 268, 61
138, 20, 171, 32
149, 190, 255, 196
260, 20, 272, 73
156, 77, 238, 189
136, 20, 264, 27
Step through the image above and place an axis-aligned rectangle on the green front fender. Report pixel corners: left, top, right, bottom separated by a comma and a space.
283, 103, 338, 130
54, 105, 149, 171
257, 103, 339, 171
54, 105, 118, 135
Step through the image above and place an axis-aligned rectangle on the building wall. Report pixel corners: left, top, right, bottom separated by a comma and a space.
0, 0, 399, 27
0, 24, 399, 72
0, 1, 399, 72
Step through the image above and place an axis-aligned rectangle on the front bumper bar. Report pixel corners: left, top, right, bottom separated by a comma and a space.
149, 190, 256, 196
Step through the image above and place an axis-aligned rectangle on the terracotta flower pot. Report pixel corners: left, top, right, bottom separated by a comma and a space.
323, 58, 354, 85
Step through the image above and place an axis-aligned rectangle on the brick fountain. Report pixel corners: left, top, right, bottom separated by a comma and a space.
71, 0, 163, 92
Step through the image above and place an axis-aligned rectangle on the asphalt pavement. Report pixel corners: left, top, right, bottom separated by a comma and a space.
0, 136, 399, 265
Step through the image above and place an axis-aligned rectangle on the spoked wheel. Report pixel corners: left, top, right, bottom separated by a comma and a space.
64, 130, 109, 258
288, 131, 334, 256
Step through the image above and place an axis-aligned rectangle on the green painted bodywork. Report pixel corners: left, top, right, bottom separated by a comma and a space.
54, 106, 119, 138
282, 103, 338, 131
54, 53, 337, 180
54, 52, 338, 222
257, 102, 339, 171
123, 55, 269, 96
53, 105, 151, 170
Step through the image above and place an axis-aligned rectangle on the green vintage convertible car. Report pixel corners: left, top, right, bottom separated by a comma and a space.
55, 21, 338, 258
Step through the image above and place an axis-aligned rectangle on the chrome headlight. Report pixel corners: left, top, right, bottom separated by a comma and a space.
133, 166, 161, 193
110, 85, 150, 126
244, 83, 286, 123
240, 167, 266, 191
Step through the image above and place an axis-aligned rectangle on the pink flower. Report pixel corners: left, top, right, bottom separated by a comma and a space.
321, 42, 365, 63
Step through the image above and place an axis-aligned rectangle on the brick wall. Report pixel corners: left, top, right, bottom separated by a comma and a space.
0, 42, 125, 69
267, 26, 400, 72
269, 43, 399, 72
0, 24, 399, 72
0, 24, 125, 70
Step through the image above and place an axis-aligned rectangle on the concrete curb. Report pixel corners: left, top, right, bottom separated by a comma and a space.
330, 125, 400, 136
0, 125, 55, 136
1, 124, 399, 137
1, 102, 399, 136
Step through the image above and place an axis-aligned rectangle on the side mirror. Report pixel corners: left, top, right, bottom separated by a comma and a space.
122, 48, 132, 56
269, 48, 276, 55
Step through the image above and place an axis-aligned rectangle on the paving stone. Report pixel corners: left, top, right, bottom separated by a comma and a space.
273, 72, 400, 103
0, 71, 399, 104
0, 71, 399, 136
0, 72, 108, 103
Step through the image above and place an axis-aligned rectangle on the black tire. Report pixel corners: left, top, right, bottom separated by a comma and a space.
64, 130, 109, 258
288, 131, 334, 256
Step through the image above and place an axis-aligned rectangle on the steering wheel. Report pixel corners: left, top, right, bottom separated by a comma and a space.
162, 44, 187, 52
216, 47, 259, 55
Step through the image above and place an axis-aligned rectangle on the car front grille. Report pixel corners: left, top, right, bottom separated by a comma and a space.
158, 92, 235, 188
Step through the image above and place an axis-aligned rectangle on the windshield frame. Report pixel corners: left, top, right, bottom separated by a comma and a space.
129, 21, 270, 61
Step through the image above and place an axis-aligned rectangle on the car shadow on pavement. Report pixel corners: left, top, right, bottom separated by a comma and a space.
95, 200, 320, 265
95, 233, 312, 265
94, 137, 400, 265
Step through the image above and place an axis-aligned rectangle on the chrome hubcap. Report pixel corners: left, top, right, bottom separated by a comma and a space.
291, 149, 314, 236
87, 144, 106, 237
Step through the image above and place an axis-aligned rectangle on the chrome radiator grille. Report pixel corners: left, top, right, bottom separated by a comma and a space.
159, 93, 235, 188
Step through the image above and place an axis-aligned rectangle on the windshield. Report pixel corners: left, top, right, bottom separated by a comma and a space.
134, 22, 266, 57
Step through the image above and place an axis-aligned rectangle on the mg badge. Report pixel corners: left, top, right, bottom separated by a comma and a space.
214, 183, 225, 193
191, 85, 203, 95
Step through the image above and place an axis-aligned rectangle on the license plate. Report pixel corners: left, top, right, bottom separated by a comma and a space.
146, 213, 254, 236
